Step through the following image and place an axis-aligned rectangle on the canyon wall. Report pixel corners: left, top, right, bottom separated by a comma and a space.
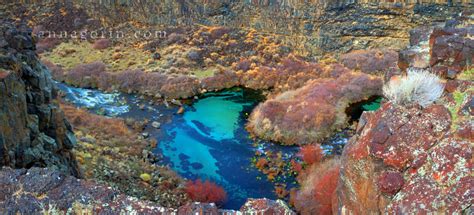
0, 21, 79, 176
18, 0, 467, 57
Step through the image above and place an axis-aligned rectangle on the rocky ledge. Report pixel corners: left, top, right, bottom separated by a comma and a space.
0, 167, 294, 214
0, 21, 78, 176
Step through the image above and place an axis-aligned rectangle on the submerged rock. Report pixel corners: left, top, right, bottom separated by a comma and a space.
151, 121, 161, 129
177, 107, 185, 114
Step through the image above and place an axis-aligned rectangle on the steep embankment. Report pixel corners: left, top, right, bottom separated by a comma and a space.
0, 21, 79, 176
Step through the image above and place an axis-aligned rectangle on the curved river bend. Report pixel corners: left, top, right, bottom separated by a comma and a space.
56, 82, 375, 209
57, 83, 301, 209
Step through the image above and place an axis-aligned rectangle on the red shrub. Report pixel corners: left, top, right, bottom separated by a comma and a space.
292, 159, 341, 214
340, 49, 399, 75
36, 37, 61, 53
247, 71, 383, 145
299, 145, 324, 165
114, 69, 147, 92
201, 70, 239, 91
66, 61, 107, 88
184, 179, 227, 205
290, 159, 303, 173
160, 76, 200, 98
92, 38, 111, 50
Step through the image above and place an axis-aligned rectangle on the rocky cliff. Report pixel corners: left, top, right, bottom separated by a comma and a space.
0, 21, 79, 176
81, 0, 471, 56
5, 1, 471, 58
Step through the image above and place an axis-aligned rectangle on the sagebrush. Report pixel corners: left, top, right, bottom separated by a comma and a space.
383, 69, 444, 107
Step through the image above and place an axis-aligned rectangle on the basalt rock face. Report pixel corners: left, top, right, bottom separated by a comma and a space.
4, 1, 470, 58
0, 22, 79, 176
399, 10, 473, 77
83, 1, 471, 56
335, 103, 472, 214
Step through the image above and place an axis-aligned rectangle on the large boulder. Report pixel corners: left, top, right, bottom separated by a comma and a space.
334, 102, 472, 214
0, 22, 78, 176
399, 12, 473, 78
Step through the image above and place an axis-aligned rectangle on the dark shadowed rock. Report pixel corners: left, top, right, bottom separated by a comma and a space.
0, 22, 79, 176
399, 13, 473, 77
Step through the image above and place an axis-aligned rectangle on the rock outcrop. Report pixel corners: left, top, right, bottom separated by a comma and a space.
399, 10, 473, 78
0, 167, 175, 214
0, 22, 79, 176
334, 16, 473, 214
335, 102, 472, 214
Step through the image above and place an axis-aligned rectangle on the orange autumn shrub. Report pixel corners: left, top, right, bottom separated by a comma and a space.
92, 38, 111, 50
185, 179, 227, 205
60, 102, 189, 207
247, 71, 383, 145
292, 158, 341, 214
299, 144, 324, 165
60, 103, 130, 139
255, 158, 269, 170
65, 61, 107, 88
